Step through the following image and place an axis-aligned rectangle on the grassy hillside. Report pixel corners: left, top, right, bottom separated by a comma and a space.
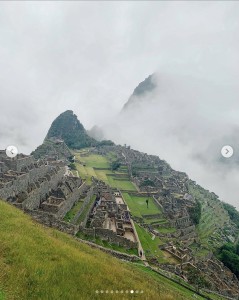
0, 201, 207, 300
187, 181, 237, 257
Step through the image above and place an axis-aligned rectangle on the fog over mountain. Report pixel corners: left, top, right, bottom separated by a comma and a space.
102, 69, 239, 208
0, 2, 238, 207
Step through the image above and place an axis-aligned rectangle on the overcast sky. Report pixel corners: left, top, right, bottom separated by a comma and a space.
0, 1, 238, 207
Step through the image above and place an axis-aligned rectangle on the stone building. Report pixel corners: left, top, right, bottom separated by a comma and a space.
0, 150, 84, 218
88, 180, 138, 249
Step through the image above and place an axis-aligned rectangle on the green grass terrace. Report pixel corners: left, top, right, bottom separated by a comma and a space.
74, 151, 137, 191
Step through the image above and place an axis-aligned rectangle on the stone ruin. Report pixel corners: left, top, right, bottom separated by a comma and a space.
160, 241, 239, 297
0, 149, 138, 250
0, 150, 138, 251
93, 145, 197, 245
0, 150, 85, 218
90, 145, 239, 297
1, 145, 238, 297
86, 179, 138, 249
196, 258, 239, 297
32, 137, 73, 161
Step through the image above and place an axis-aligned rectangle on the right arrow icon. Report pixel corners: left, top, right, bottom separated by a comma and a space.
221, 145, 233, 158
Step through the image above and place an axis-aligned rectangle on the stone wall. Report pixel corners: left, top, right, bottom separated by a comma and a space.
23, 189, 41, 210
3, 156, 35, 172
21, 167, 66, 210
180, 225, 195, 236
142, 213, 162, 219
80, 226, 138, 251
56, 183, 86, 219
73, 186, 95, 226
0, 173, 29, 199
80, 227, 95, 236
179, 231, 196, 241
75, 237, 139, 262
0, 166, 65, 209
94, 228, 138, 249
26, 209, 79, 235
28, 165, 49, 183
153, 196, 164, 212
176, 216, 191, 228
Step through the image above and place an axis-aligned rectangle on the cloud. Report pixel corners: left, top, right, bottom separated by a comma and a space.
0, 2, 238, 207
103, 64, 239, 208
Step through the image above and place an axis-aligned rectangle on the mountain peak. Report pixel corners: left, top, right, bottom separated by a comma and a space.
45, 110, 96, 149
122, 73, 157, 111
132, 74, 156, 96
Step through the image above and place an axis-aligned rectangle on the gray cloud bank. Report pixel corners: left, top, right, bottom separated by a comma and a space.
0, 2, 238, 207
103, 68, 239, 208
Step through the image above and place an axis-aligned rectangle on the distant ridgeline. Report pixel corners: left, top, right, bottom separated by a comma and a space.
32, 110, 114, 159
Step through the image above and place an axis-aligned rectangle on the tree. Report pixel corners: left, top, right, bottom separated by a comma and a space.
187, 268, 211, 291
218, 248, 239, 278
217, 243, 239, 278
97, 140, 114, 146
111, 160, 121, 171
188, 200, 201, 225
236, 242, 239, 255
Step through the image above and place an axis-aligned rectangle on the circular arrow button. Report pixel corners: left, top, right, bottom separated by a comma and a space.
221, 145, 233, 158
6, 145, 18, 158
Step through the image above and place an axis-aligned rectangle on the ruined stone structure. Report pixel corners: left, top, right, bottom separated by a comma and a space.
162, 243, 193, 263
32, 137, 73, 161
160, 242, 239, 297
87, 180, 138, 249
196, 258, 239, 297
0, 150, 84, 218
161, 243, 239, 297
0, 150, 139, 251
1, 145, 238, 298
94, 145, 197, 245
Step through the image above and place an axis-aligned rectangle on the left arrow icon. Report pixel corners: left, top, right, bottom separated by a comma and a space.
6, 146, 18, 158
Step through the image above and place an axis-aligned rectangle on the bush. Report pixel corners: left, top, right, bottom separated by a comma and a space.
97, 140, 114, 146
111, 160, 121, 171
69, 163, 77, 170
187, 268, 211, 291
